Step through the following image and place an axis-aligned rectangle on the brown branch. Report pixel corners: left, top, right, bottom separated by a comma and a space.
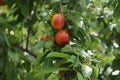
26, 26, 31, 49
59, 0, 63, 14
26, 2, 37, 50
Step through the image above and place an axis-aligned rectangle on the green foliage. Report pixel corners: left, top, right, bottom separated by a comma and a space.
113, 2, 120, 18
0, 0, 120, 80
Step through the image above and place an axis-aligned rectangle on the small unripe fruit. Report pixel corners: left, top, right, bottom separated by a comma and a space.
40, 34, 47, 42
55, 30, 70, 46
0, 0, 4, 5
51, 14, 64, 30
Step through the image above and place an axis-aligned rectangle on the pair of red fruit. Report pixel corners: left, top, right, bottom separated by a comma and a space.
41, 14, 70, 46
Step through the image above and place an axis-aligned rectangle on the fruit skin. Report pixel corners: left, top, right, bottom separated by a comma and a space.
55, 30, 70, 46
0, 0, 4, 5
51, 14, 64, 30
40, 34, 55, 42
40, 34, 47, 42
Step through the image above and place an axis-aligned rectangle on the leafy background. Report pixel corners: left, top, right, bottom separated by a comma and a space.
0, 0, 120, 80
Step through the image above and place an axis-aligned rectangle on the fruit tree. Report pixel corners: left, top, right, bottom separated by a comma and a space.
0, 0, 120, 80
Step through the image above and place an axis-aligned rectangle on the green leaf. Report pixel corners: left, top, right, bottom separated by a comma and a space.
26, 67, 67, 80
90, 66, 99, 80
77, 72, 85, 80
8, 50, 19, 65
0, 55, 6, 73
74, 56, 82, 67
113, 2, 120, 18
42, 58, 54, 69
44, 41, 54, 49
65, 13, 91, 49
3, 33, 11, 48
26, 71, 41, 80
47, 52, 71, 59
61, 45, 76, 55
50, 0, 60, 4
115, 73, 120, 80
31, 41, 45, 51
113, 48, 120, 56
68, 55, 82, 67
0, 17, 7, 24
40, 67, 67, 75
47, 73, 58, 80
7, 34, 19, 45
0, 32, 11, 48
54, 59, 68, 66
65, 13, 80, 27
61, 0, 70, 3
112, 58, 120, 70
79, 0, 87, 11
67, 55, 76, 63
0, 32, 5, 46
6, 63, 17, 80
20, 0, 30, 17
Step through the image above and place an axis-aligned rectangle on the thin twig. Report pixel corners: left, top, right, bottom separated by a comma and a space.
59, 0, 63, 14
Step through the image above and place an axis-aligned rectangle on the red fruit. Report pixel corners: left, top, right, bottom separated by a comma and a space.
0, 0, 4, 5
51, 14, 64, 30
40, 34, 47, 42
55, 30, 70, 46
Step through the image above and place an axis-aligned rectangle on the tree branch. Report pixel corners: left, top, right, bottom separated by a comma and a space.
26, 26, 31, 49
59, 0, 63, 14
25, 2, 37, 50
